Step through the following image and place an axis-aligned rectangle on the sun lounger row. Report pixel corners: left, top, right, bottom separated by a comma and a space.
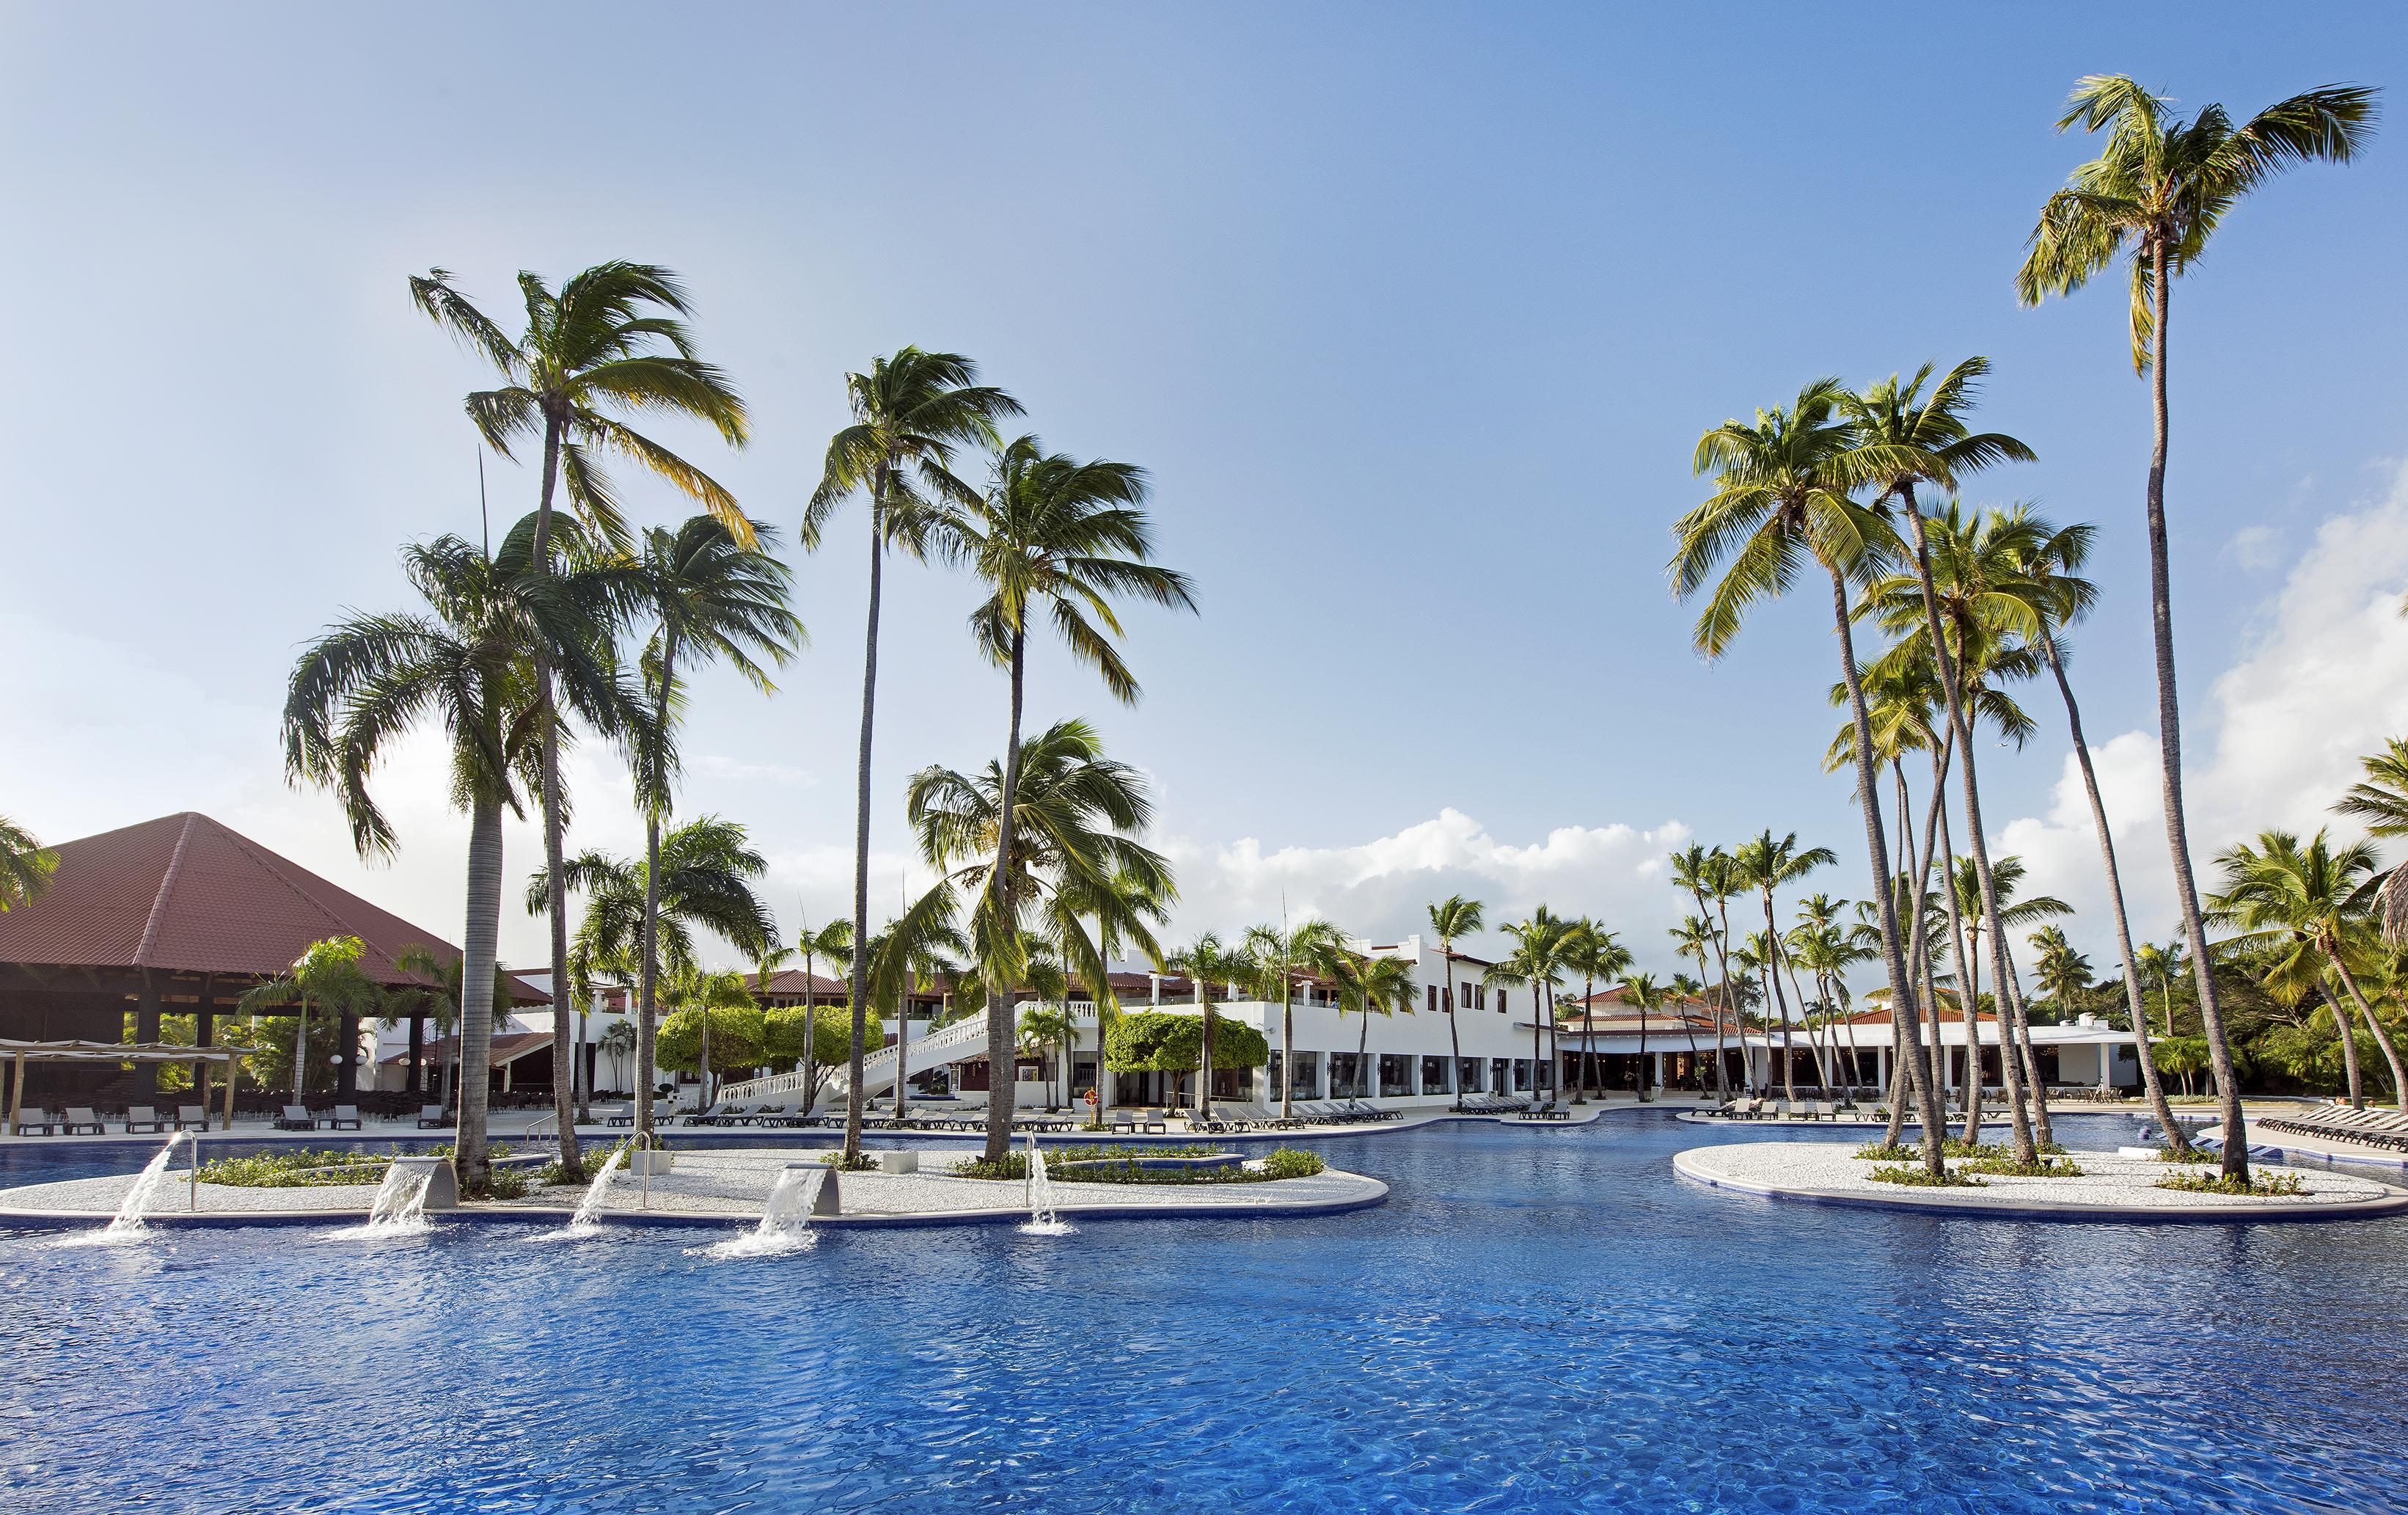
2262, 1104, 2408, 1153
15, 1104, 216, 1135
1715, 1098, 1844, 1120
1456, 1095, 1531, 1115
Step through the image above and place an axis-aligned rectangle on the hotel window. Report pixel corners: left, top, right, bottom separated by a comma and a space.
1420, 1055, 1452, 1093
1460, 980, 1476, 1012
1457, 1057, 1484, 1092
1495, 988, 1507, 1015
1377, 1054, 1413, 1098
1427, 985, 1438, 1015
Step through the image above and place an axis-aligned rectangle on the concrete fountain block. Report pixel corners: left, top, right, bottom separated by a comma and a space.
392, 1156, 458, 1211
810, 1167, 842, 1216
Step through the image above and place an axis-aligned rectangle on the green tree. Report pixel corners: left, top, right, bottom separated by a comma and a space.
2208, 829, 2408, 1111
1670, 382, 1945, 1172
656, 968, 764, 1087
1668, 847, 1741, 1100
281, 518, 628, 1192
2017, 73, 2377, 1180
621, 514, 802, 1139
804, 348, 1022, 1153
2007, 509, 2191, 1148
1619, 971, 1668, 1100
1487, 908, 1572, 1101
1425, 895, 1486, 1109
1247, 916, 1350, 1120
1731, 832, 1833, 1104
411, 261, 750, 1174
1333, 948, 1420, 1100
937, 433, 1194, 1160
2335, 737, 2408, 941
1165, 931, 1251, 1120
785, 916, 855, 1115
2027, 925, 2094, 1018
387, 944, 518, 1114
0, 816, 56, 911
901, 718, 1172, 1156
1561, 920, 1632, 1101
237, 935, 381, 1103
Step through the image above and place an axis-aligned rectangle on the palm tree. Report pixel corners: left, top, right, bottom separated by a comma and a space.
389, 944, 522, 1114
0, 816, 56, 911
789, 916, 855, 1116
1730, 833, 1832, 1105
866, 910, 969, 1120
238, 935, 381, 1103
618, 514, 802, 1139
2008, 511, 2190, 1149
1333, 948, 1419, 1099
2018, 75, 2377, 1180
2136, 937, 2188, 1044
282, 518, 628, 1191
1669, 847, 1743, 1098
530, 816, 779, 1135
937, 433, 1194, 1160
1426, 895, 1486, 1108
411, 263, 749, 1172
1672, 382, 1947, 1172
1668, 915, 1726, 1099
2335, 737, 2408, 941
1491, 909, 1573, 1101
1620, 971, 1668, 1100
1167, 932, 1251, 1119
1561, 921, 1632, 1100
804, 349, 1022, 1154
2208, 830, 2408, 1111
1954, 853, 2070, 1148
1247, 916, 1349, 1121
1666, 971, 1710, 1091
2027, 926, 2094, 1015
903, 718, 1173, 1158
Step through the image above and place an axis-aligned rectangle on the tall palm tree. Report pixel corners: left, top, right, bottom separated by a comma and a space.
1954, 853, 2070, 1147
1730, 832, 1833, 1105
390, 945, 518, 1114
0, 816, 56, 911
1167, 932, 1251, 1120
1846, 359, 2041, 1158
530, 816, 780, 1136
1672, 383, 1947, 1172
619, 515, 801, 1139
282, 517, 629, 1191
902, 718, 1172, 1158
1247, 916, 1349, 1120
237, 935, 381, 1103
1620, 971, 1668, 1100
937, 433, 1194, 1159
805, 348, 1022, 1154
1669, 917, 1727, 1098
2027, 926, 2094, 1014
2335, 737, 2408, 941
2208, 830, 2408, 1111
866, 910, 969, 1120
2008, 511, 2190, 1149
1561, 921, 1631, 1100
788, 916, 855, 1116
1669, 847, 1744, 1098
1666, 971, 1710, 1091
2018, 75, 2377, 1180
411, 263, 749, 1170
1426, 895, 1486, 1109
1491, 908, 1573, 1101
1333, 948, 1419, 1099
2136, 937, 2188, 1043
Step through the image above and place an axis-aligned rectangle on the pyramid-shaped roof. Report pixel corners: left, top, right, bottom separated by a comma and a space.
0, 812, 463, 985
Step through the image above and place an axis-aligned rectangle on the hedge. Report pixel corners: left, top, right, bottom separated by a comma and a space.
1105, 1010, 1269, 1073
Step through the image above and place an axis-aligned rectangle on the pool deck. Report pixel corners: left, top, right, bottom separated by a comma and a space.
0, 1147, 1388, 1231
1675, 1140, 2408, 1223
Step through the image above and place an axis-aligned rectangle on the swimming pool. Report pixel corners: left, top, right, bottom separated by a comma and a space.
3, 1111, 2400, 1513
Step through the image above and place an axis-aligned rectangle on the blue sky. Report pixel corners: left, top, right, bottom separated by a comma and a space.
7, 4, 2407, 974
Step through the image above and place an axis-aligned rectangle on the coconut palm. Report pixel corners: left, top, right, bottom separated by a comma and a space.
1166, 931, 1251, 1119
788, 916, 854, 1116
1426, 895, 1486, 1108
2018, 74, 2376, 1178
1669, 846, 1745, 1098
0, 816, 56, 912
935, 433, 1194, 1158
2136, 938, 2188, 1044
2007, 511, 2190, 1148
1618, 971, 1667, 1100
1730, 833, 1832, 1104
1248, 916, 1350, 1120
282, 519, 630, 1191
2335, 737, 2408, 941
387, 945, 517, 1112
1952, 854, 2069, 1147
1671, 383, 1947, 1171
1562, 921, 1632, 1100
2208, 830, 2408, 1111
529, 816, 779, 1135
804, 350, 1022, 1153
613, 514, 802, 1139
411, 262, 750, 1172
1333, 948, 1419, 1099
1666, 971, 1710, 1090
902, 718, 1173, 1158
1669, 917, 1727, 1098
866, 910, 969, 1120
238, 935, 381, 1103
2027, 926, 2095, 1015
1490, 908, 1573, 1100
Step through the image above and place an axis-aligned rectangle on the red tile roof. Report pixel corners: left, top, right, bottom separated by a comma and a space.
0, 812, 470, 986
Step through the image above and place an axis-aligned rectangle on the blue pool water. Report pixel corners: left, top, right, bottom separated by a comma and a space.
3, 1111, 2402, 1514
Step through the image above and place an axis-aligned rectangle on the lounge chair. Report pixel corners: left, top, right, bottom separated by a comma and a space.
174, 1105, 210, 1131
1813, 1101, 1837, 1121
273, 1105, 319, 1131
1141, 1109, 1168, 1134
62, 1106, 106, 1135
123, 1106, 169, 1133
16, 1108, 60, 1135
415, 1104, 450, 1129
327, 1104, 363, 1131
601, 1104, 634, 1128
1108, 1111, 1136, 1134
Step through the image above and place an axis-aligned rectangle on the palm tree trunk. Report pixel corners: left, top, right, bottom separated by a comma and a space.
1442, 962, 1463, 1111
2036, 621, 2189, 1148
802, 949, 818, 1115
2319, 984, 2367, 1109
1281, 978, 1297, 1120
1903, 498, 2034, 1163
2143, 247, 2249, 1183
524, 411, 582, 1172
453, 795, 503, 1194
635, 634, 678, 1147
2327, 954, 2408, 1112
291, 996, 310, 1103
981, 624, 1031, 1162
1781, 947, 1828, 1096
1936, 800, 1983, 1140
843, 470, 888, 1163
1997, 937, 2052, 1147
1712, 895, 1747, 1094
1199, 994, 1216, 1120
1828, 565, 1946, 1173
1761, 895, 1800, 1103
1889, 740, 1954, 1149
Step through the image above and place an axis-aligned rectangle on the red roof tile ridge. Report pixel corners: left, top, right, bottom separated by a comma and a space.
132, 813, 200, 969
213, 818, 376, 965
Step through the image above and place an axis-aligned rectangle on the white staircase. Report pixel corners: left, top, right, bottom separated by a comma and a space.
716, 1012, 998, 1109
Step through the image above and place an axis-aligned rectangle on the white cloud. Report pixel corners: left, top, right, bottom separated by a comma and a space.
1157, 808, 1695, 962
2222, 524, 2283, 572
2000, 459, 2408, 956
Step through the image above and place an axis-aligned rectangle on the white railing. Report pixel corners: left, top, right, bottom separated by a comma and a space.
716, 1012, 999, 1106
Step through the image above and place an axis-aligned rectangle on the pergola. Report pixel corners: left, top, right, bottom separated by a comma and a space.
3, 1040, 245, 1132
0, 812, 533, 1106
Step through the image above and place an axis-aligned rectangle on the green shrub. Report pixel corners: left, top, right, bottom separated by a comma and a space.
2157, 1170, 2306, 1197
1104, 1011, 1270, 1074
1867, 1164, 1988, 1189
1961, 1156, 2084, 1179
472, 1167, 533, 1200
2156, 1145, 2214, 1164
954, 1153, 1028, 1180
1261, 1147, 1324, 1179
1853, 1142, 1918, 1161
197, 1149, 390, 1189
821, 1151, 877, 1171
